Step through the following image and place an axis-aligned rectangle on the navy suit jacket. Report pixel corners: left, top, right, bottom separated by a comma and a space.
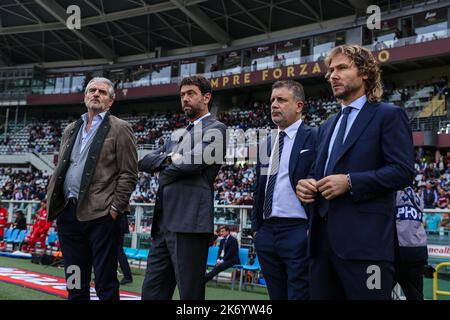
251, 122, 317, 232
218, 235, 240, 265
308, 101, 414, 262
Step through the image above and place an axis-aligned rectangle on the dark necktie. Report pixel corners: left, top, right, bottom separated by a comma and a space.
324, 106, 353, 176
177, 122, 194, 144
319, 107, 353, 218
186, 122, 194, 131
263, 131, 286, 219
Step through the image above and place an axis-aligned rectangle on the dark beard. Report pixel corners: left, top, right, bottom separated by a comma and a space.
184, 106, 200, 119
333, 84, 360, 100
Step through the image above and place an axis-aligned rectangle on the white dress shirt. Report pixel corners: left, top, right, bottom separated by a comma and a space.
266, 118, 308, 219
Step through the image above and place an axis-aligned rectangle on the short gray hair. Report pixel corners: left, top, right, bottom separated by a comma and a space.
84, 77, 115, 99
272, 80, 305, 102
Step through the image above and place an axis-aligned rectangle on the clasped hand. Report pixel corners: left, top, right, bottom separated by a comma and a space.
295, 174, 349, 203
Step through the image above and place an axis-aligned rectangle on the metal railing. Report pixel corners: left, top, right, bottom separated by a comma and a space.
1, 200, 449, 250
433, 262, 450, 300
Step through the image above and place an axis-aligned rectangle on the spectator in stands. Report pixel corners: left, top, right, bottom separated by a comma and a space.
440, 203, 450, 232
139, 75, 226, 300
437, 187, 449, 209
252, 80, 315, 300
297, 44, 414, 299
424, 211, 441, 234
46, 77, 138, 300
252, 60, 257, 71
423, 182, 437, 209
437, 156, 446, 174
205, 225, 240, 283
11, 210, 27, 231
209, 63, 219, 72
394, 186, 428, 300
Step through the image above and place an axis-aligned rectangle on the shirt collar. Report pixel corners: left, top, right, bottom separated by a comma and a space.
341, 94, 367, 111
81, 111, 107, 123
279, 118, 302, 140
191, 112, 211, 126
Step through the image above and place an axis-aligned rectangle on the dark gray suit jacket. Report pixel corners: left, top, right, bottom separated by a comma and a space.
139, 115, 227, 237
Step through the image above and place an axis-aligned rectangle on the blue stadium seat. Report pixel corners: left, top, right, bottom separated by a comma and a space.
231, 248, 249, 290
241, 255, 262, 290
13, 230, 28, 244
3, 228, 13, 242
134, 249, 150, 268
124, 247, 138, 259
13, 230, 29, 250
46, 232, 57, 246
6, 229, 20, 244
45, 232, 58, 253
206, 246, 219, 268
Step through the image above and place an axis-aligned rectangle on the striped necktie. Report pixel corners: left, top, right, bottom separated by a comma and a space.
263, 131, 286, 219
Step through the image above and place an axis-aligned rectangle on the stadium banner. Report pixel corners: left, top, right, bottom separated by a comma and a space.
0, 267, 140, 300
427, 244, 450, 259
26, 36, 450, 105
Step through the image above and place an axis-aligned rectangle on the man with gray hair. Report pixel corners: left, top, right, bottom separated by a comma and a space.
47, 77, 138, 300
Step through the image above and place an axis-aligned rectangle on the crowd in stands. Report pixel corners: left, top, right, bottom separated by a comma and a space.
0, 168, 49, 201
0, 86, 449, 213
413, 150, 450, 232
131, 111, 186, 146
130, 164, 257, 205
218, 101, 272, 130
27, 121, 62, 152
218, 97, 340, 130
0, 152, 448, 212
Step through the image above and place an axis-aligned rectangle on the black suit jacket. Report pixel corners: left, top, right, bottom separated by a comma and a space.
217, 235, 240, 265
309, 101, 414, 262
251, 122, 317, 231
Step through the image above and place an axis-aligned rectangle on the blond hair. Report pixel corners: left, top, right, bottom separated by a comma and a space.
325, 45, 383, 103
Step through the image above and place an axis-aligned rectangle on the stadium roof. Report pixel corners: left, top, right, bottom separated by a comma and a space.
0, 0, 369, 65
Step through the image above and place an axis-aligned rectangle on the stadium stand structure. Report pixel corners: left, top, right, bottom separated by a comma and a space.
0, 2, 449, 297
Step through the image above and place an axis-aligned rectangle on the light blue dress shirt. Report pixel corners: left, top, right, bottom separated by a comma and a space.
324, 95, 367, 175
80, 111, 107, 152
266, 118, 308, 219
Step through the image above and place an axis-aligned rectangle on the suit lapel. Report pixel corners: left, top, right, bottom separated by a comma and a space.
333, 101, 378, 166
288, 123, 310, 189
316, 113, 340, 178
77, 112, 112, 206
61, 119, 84, 162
